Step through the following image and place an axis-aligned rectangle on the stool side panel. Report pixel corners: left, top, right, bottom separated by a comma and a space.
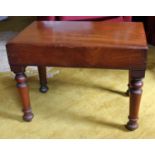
6, 44, 147, 70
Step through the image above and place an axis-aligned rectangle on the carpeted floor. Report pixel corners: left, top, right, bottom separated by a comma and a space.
0, 17, 155, 138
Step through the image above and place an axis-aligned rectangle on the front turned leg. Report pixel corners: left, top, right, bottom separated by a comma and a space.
125, 70, 144, 131
38, 66, 48, 93
15, 73, 33, 121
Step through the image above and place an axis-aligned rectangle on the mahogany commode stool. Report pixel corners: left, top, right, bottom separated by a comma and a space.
6, 21, 148, 131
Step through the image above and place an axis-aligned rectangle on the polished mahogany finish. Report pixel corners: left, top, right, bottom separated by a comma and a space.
6, 21, 148, 131
7, 21, 147, 69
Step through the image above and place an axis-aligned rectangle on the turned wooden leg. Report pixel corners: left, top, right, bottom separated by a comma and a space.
15, 72, 33, 121
125, 70, 131, 96
125, 70, 145, 131
38, 66, 48, 93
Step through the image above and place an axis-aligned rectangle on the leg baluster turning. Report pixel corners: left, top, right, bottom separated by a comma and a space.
15, 73, 34, 121
125, 77, 143, 131
38, 66, 48, 93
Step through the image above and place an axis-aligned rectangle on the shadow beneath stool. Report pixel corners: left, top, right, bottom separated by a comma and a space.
94, 86, 127, 97
43, 102, 128, 132
49, 78, 127, 97
82, 115, 127, 131
0, 110, 23, 122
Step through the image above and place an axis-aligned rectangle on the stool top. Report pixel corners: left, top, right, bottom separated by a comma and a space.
8, 21, 148, 50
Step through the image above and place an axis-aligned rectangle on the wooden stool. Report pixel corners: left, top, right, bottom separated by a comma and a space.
6, 21, 148, 130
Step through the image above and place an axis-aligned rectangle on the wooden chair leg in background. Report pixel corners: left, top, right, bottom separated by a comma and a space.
125, 70, 145, 131
38, 66, 48, 93
12, 66, 34, 121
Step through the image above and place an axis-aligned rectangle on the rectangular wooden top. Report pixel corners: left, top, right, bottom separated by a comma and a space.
8, 21, 148, 50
